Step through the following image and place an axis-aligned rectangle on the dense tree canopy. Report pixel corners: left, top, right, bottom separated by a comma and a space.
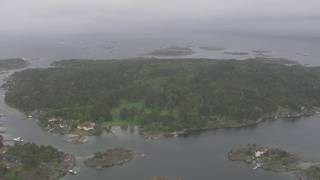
0, 58, 29, 71
6, 143, 63, 169
0, 143, 65, 180
4, 58, 320, 132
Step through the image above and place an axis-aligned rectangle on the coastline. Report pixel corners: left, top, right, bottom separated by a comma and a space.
4, 58, 320, 143
84, 148, 134, 168
9, 106, 320, 142
142, 107, 320, 140
228, 144, 320, 180
0, 143, 77, 180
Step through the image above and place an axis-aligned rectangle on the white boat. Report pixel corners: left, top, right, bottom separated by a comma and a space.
68, 169, 78, 175
140, 153, 146, 158
59, 124, 65, 128
13, 137, 24, 143
253, 163, 262, 170
27, 115, 33, 118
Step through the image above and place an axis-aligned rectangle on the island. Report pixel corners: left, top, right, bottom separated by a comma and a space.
149, 177, 184, 180
3, 58, 320, 137
228, 144, 320, 180
0, 142, 76, 180
224, 51, 250, 56
146, 46, 194, 56
84, 148, 133, 168
199, 46, 225, 51
0, 58, 29, 71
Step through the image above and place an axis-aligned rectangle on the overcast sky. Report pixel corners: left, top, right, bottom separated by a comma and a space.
1, 0, 320, 34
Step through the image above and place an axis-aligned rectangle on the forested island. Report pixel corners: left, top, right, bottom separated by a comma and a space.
84, 148, 133, 168
149, 177, 184, 180
3, 58, 320, 136
199, 46, 225, 51
0, 142, 76, 180
0, 58, 29, 71
146, 46, 194, 57
224, 51, 250, 56
228, 144, 320, 180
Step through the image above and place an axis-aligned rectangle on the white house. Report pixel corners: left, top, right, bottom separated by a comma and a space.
77, 122, 96, 131
255, 150, 265, 158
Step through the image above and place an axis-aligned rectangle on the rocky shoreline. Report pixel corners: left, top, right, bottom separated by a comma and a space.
84, 148, 134, 168
64, 134, 89, 144
143, 107, 320, 140
228, 144, 320, 180
24, 105, 320, 143
0, 142, 77, 180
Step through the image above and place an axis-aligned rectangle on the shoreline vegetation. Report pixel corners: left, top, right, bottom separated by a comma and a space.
228, 144, 320, 180
3, 57, 320, 139
84, 148, 134, 168
0, 142, 76, 180
0, 58, 29, 71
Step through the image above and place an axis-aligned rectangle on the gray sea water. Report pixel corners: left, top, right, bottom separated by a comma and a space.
0, 31, 320, 180
0, 32, 319, 66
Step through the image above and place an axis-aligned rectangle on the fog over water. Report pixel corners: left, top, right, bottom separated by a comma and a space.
1, 0, 320, 35
1, 0, 320, 65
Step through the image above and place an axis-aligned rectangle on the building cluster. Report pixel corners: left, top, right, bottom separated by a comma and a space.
47, 117, 68, 132
252, 149, 267, 170
46, 117, 96, 133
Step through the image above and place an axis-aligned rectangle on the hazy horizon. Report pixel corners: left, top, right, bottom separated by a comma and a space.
1, 0, 320, 36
